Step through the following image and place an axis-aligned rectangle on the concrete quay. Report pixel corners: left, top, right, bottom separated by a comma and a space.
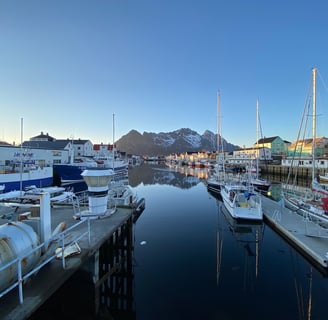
0, 203, 135, 320
261, 195, 328, 274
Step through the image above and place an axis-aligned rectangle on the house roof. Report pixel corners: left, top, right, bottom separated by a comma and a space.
0, 140, 12, 146
289, 137, 327, 148
30, 132, 56, 141
22, 140, 71, 150
256, 136, 279, 144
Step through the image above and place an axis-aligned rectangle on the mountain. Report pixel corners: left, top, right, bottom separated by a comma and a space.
116, 128, 240, 155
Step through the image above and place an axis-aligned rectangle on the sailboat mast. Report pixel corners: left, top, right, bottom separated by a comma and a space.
112, 113, 115, 170
256, 99, 260, 177
20, 117, 23, 195
217, 90, 221, 153
256, 99, 259, 150
312, 67, 317, 181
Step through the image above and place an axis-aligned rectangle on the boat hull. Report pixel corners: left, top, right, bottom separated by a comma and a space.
0, 167, 53, 192
54, 163, 128, 186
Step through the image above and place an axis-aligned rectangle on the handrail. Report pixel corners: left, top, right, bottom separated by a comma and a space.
0, 218, 91, 304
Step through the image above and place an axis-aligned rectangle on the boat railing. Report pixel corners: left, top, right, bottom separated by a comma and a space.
0, 217, 92, 304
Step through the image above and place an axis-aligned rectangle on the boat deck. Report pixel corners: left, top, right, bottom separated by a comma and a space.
261, 195, 328, 272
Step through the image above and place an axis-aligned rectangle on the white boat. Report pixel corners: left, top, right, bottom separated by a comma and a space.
247, 100, 271, 192
0, 166, 53, 193
284, 67, 328, 223
220, 180, 263, 221
0, 190, 23, 200
23, 185, 75, 203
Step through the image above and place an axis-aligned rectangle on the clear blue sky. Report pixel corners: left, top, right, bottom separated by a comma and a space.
1, 0, 328, 148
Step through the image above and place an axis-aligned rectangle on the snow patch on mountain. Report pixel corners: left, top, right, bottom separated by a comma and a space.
184, 133, 201, 147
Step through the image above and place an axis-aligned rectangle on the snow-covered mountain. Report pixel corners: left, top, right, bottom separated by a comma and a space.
116, 128, 240, 155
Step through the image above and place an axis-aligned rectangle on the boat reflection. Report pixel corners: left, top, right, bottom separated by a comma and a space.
216, 199, 264, 291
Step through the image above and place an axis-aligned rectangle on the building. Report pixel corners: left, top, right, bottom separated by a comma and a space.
23, 132, 94, 163
0, 145, 69, 168
255, 136, 290, 156
226, 147, 272, 166
287, 137, 328, 157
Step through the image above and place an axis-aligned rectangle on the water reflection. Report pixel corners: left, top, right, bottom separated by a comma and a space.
128, 162, 210, 189
211, 192, 264, 293
29, 163, 328, 320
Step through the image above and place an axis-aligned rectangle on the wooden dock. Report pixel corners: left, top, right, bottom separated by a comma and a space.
0, 204, 135, 320
261, 195, 328, 274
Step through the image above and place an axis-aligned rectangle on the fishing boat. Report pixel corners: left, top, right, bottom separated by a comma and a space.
283, 67, 328, 223
0, 165, 53, 193
0, 120, 53, 194
54, 114, 129, 186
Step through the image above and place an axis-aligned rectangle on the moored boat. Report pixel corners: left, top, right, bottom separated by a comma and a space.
220, 180, 263, 221
0, 166, 53, 193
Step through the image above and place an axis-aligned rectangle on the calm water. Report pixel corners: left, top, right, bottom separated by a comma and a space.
31, 163, 328, 319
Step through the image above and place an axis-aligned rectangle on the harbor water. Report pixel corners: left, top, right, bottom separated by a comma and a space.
30, 163, 328, 319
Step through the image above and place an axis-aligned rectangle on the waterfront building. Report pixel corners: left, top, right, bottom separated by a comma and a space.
286, 136, 328, 158
255, 136, 290, 156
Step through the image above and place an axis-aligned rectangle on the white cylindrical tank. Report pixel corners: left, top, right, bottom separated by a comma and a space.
0, 221, 41, 291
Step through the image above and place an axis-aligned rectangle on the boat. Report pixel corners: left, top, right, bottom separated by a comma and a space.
23, 185, 75, 203
53, 159, 96, 185
245, 100, 271, 193
0, 165, 53, 193
283, 67, 328, 223
220, 179, 263, 221
206, 91, 226, 194
54, 114, 129, 186
0, 120, 54, 194
53, 157, 128, 186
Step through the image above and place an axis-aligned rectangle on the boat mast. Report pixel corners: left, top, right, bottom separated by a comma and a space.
256, 99, 260, 178
19, 117, 23, 195
112, 113, 115, 170
312, 67, 317, 181
217, 90, 221, 154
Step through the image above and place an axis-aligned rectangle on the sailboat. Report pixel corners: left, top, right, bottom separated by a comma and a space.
245, 99, 271, 192
206, 91, 226, 195
283, 67, 328, 222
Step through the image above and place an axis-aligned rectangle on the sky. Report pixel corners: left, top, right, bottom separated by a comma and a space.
1, 0, 328, 148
